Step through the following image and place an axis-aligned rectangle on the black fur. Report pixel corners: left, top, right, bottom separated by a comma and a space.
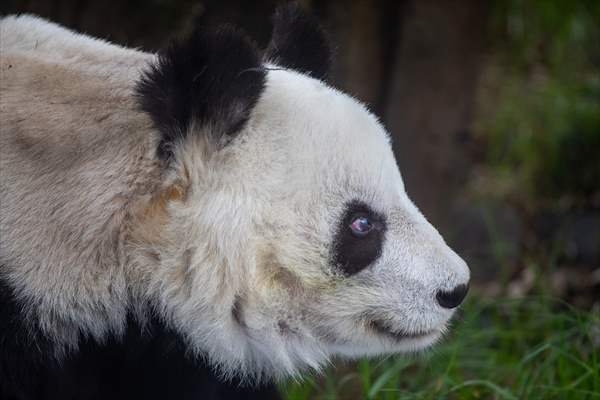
264, 2, 332, 81
332, 201, 387, 276
0, 276, 280, 400
136, 25, 267, 164
0, 278, 56, 399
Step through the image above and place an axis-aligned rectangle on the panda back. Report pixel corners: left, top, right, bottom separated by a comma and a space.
0, 15, 162, 352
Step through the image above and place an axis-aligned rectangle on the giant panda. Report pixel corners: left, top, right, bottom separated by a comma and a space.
0, 3, 470, 399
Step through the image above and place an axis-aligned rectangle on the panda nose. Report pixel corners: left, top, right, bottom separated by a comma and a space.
436, 284, 469, 309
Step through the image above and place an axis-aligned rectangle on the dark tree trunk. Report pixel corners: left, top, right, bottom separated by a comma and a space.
384, 0, 486, 230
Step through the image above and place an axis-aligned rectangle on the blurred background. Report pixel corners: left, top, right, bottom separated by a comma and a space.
2, 0, 598, 398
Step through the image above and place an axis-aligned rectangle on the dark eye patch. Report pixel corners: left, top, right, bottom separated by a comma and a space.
331, 201, 386, 276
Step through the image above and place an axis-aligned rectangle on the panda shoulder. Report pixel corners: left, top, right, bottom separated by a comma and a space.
0, 14, 150, 69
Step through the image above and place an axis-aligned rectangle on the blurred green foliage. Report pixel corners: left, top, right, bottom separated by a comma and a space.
479, 0, 600, 207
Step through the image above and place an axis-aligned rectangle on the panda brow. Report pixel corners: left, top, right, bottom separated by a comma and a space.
376, 155, 386, 188
337, 180, 378, 205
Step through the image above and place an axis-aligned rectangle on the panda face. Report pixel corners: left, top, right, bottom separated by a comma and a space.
213, 68, 469, 370
138, 67, 469, 379
129, 3, 469, 380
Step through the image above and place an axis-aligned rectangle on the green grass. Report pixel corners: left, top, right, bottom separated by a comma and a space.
280, 292, 600, 400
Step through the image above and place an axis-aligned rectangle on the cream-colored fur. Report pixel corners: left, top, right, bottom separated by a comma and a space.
0, 15, 469, 380
0, 15, 159, 349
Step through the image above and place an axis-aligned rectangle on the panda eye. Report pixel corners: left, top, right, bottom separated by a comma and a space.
349, 216, 373, 238
332, 201, 387, 276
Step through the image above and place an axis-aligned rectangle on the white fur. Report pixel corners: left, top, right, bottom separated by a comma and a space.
0, 15, 469, 380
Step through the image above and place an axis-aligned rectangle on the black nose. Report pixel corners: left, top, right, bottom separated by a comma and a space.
436, 284, 469, 309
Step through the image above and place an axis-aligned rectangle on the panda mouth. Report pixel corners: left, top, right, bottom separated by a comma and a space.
368, 319, 435, 341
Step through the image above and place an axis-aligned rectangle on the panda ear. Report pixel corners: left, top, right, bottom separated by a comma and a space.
264, 2, 332, 81
137, 25, 266, 164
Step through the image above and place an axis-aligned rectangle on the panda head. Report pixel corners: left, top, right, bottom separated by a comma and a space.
133, 3, 470, 381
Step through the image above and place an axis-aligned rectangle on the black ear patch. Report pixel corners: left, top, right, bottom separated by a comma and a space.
136, 26, 266, 163
264, 2, 332, 81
